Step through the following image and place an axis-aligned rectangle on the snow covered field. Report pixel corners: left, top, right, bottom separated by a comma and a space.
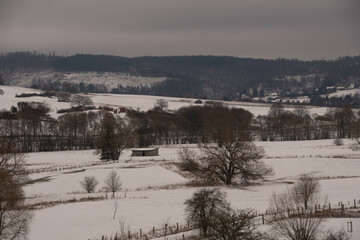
6, 71, 165, 90
0, 85, 330, 117
21, 139, 360, 240
0, 85, 359, 239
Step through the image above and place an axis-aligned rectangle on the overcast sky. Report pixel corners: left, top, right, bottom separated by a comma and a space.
0, 0, 359, 60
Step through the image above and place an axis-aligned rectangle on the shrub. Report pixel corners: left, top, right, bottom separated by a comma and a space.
80, 176, 99, 193
333, 138, 344, 146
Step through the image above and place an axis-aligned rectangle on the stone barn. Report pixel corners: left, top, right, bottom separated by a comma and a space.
131, 148, 159, 157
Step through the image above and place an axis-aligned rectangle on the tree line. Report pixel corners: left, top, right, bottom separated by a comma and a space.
1, 100, 359, 155
1, 52, 359, 100
255, 103, 360, 141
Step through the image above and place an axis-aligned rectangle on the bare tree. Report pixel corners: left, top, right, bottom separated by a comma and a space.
105, 170, 122, 198
333, 138, 344, 146
70, 95, 93, 108
0, 139, 31, 240
293, 105, 309, 118
294, 175, 320, 210
185, 188, 264, 239
197, 131, 273, 185
80, 176, 99, 193
322, 229, 350, 240
154, 99, 168, 111
268, 177, 324, 240
178, 147, 199, 171
0, 141, 26, 176
184, 188, 229, 237
96, 112, 136, 161
208, 208, 260, 240
55, 92, 71, 102
0, 168, 32, 240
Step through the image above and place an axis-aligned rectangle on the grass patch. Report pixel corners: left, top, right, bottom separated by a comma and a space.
26, 176, 52, 185
63, 169, 86, 174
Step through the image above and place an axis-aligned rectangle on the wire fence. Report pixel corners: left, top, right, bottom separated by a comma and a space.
96, 198, 360, 240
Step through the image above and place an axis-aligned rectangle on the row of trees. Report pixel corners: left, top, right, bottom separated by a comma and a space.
127, 104, 253, 147
0, 101, 135, 158
1, 98, 360, 156
255, 104, 360, 141
128, 102, 360, 144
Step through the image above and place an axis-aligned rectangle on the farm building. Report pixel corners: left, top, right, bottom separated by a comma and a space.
131, 148, 159, 156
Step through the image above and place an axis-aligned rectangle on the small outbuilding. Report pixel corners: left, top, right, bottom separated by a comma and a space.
131, 148, 159, 157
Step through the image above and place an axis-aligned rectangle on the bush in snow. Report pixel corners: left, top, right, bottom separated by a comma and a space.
80, 176, 99, 193
333, 138, 344, 146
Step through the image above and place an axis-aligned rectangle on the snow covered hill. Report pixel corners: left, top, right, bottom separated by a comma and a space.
5, 71, 165, 90
0, 85, 330, 118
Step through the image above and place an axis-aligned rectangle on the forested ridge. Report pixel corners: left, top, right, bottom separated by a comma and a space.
0, 52, 359, 100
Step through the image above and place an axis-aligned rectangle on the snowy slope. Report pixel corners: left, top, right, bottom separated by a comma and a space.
23, 139, 360, 240
0, 85, 331, 117
328, 89, 360, 98
6, 71, 165, 90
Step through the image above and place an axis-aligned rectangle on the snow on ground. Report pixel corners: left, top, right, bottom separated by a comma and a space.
0, 85, 331, 117
89, 93, 196, 112
29, 191, 189, 240
25, 166, 188, 197
6, 71, 165, 90
328, 89, 360, 98
258, 139, 357, 158
23, 139, 360, 240
24, 150, 100, 170
24, 147, 182, 172
28, 181, 360, 240
0, 85, 71, 118
323, 218, 360, 240
1, 85, 358, 239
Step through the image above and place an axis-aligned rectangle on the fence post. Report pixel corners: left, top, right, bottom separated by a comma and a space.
153, 227, 155, 234
177, 223, 179, 231
128, 230, 131, 239
347, 221, 353, 232
354, 199, 357, 208
140, 229, 142, 237
262, 214, 265, 224
329, 203, 331, 210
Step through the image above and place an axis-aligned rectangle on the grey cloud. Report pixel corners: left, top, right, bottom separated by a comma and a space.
0, 0, 359, 59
